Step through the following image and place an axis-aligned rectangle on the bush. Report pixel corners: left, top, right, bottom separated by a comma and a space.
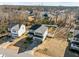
26, 37, 32, 42
68, 32, 73, 38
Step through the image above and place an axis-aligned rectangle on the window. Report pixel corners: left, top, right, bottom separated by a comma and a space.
12, 29, 16, 32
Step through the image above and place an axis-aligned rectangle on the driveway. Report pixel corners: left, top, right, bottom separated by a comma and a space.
0, 35, 34, 57
0, 42, 11, 48
0, 47, 34, 57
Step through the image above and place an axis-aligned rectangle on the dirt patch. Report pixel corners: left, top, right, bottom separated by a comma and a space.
33, 37, 68, 57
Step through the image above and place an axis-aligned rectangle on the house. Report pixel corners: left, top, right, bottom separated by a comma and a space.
73, 26, 79, 41
34, 25, 48, 41
28, 24, 41, 38
75, 16, 79, 24
10, 24, 26, 38
28, 24, 48, 42
69, 19, 79, 51
69, 26, 79, 42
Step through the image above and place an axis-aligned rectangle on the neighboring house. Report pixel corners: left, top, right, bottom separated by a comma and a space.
28, 24, 48, 42
75, 16, 79, 25
10, 24, 26, 38
69, 26, 79, 51
73, 26, 79, 42
69, 26, 79, 42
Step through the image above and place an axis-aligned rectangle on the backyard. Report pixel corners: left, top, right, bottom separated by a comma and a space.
33, 37, 68, 57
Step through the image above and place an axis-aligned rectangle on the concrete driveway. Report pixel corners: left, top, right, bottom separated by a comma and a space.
0, 47, 34, 57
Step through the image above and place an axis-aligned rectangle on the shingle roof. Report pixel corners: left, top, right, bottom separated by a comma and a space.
8, 23, 18, 28
35, 25, 48, 35
29, 24, 41, 30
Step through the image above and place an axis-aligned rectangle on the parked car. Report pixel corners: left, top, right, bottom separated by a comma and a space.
70, 41, 79, 52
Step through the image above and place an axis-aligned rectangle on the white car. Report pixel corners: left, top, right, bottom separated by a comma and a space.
70, 41, 79, 51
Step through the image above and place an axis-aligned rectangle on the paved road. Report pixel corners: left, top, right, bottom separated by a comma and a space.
0, 47, 34, 57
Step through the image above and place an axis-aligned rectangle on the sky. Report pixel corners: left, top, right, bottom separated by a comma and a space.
0, 2, 79, 6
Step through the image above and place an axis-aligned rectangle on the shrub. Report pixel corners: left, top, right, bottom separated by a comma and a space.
68, 32, 73, 38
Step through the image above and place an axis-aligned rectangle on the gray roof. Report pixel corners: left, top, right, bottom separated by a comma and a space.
12, 24, 22, 31
35, 25, 48, 35
8, 23, 18, 28
29, 24, 41, 30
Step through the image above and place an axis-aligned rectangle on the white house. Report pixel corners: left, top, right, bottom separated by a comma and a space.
34, 25, 48, 41
28, 24, 48, 42
10, 24, 26, 38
